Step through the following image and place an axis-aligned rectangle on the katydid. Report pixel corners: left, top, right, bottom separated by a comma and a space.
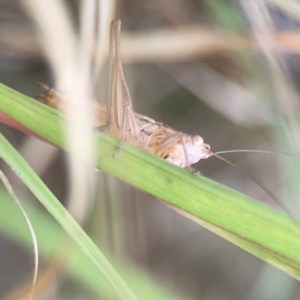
39, 19, 300, 219
38, 19, 300, 234
40, 19, 212, 168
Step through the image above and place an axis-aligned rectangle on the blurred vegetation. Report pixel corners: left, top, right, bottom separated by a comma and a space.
0, 0, 300, 299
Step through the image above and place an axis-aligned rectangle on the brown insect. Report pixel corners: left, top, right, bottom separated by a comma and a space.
38, 19, 296, 186
39, 19, 212, 169
38, 19, 300, 223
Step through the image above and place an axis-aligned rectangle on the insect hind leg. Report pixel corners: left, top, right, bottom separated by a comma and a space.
112, 104, 131, 156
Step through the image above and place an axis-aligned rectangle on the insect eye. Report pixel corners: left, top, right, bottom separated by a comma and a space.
192, 135, 203, 146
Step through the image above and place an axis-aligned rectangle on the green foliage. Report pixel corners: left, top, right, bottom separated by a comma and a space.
0, 82, 300, 284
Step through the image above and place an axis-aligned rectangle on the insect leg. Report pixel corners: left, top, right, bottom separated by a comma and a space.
113, 104, 128, 155
180, 135, 190, 168
94, 19, 116, 133
158, 133, 196, 169
110, 19, 141, 154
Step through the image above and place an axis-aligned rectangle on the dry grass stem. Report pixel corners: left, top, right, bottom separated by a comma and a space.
0, 170, 38, 300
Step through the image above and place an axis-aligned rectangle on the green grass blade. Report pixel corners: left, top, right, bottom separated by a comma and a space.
0, 133, 138, 300
0, 83, 300, 279
0, 189, 184, 300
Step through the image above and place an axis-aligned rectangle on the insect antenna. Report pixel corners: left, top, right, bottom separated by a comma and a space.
215, 149, 300, 159
210, 151, 299, 224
